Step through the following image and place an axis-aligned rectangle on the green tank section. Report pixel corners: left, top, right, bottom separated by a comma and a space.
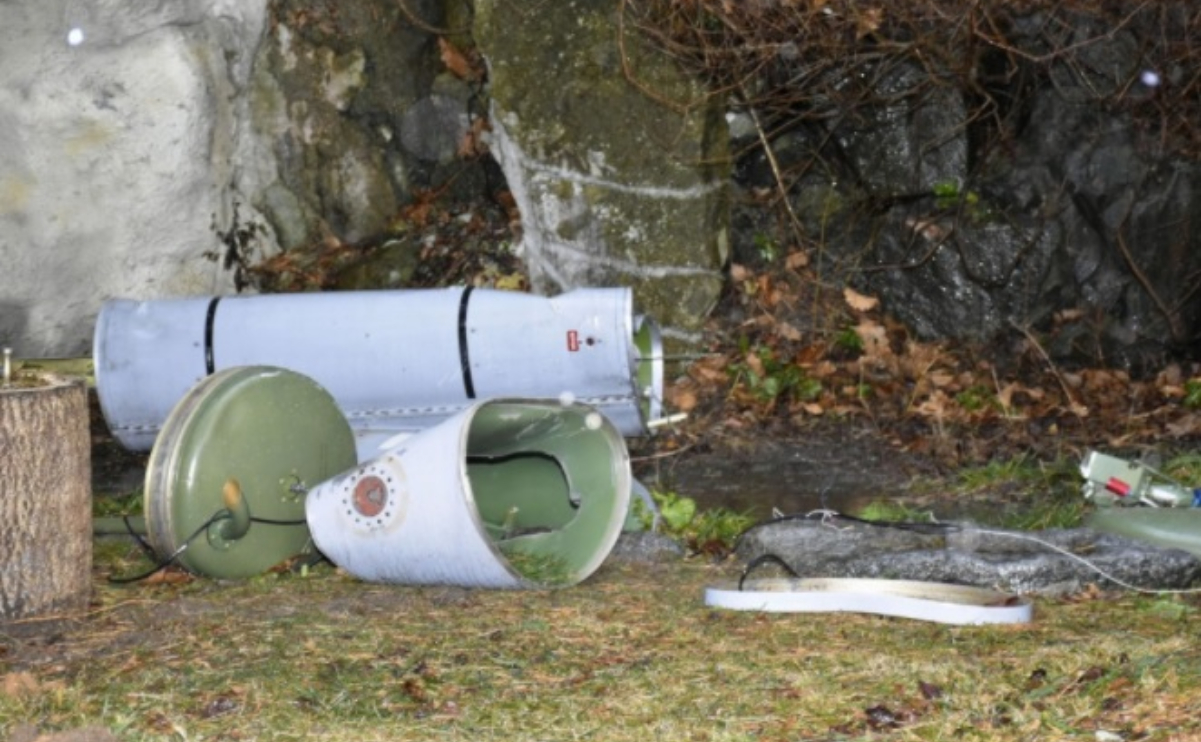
1087, 508, 1201, 559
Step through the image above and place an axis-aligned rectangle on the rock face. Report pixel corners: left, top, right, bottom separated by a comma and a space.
730, 10, 1201, 369
736, 516, 1201, 596
0, 0, 493, 357
474, 0, 729, 345
1, 0, 729, 357
241, 0, 481, 251
851, 83, 1201, 369
9, 0, 1189, 366
0, 0, 267, 356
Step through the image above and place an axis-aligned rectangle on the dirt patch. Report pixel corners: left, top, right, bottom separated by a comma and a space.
88, 390, 147, 496
8, 724, 118, 742
633, 420, 937, 518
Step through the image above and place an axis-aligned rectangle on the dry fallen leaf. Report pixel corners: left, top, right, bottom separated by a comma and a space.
776, 320, 802, 342
854, 318, 891, 359
1166, 413, 1201, 438
914, 390, 951, 418
457, 116, 490, 158
811, 360, 838, 378
721, 416, 747, 430
1082, 368, 1129, 391
143, 568, 194, 586
2, 672, 39, 697
996, 382, 1017, 409
928, 370, 954, 388
1054, 308, 1085, 324
438, 37, 478, 81
668, 386, 698, 412
757, 274, 776, 306
844, 287, 880, 313
1156, 364, 1183, 386
905, 215, 951, 241
494, 273, 525, 291
689, 355, 728, 384
856, 7, 884, 38
2, 672, 63, 698
1159, 384, 1184, 399
744, 351, 765, 377
785, 251, 810, 270
993, 383, 1029, 418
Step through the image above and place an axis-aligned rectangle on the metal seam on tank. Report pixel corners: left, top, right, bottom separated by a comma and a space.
337, 396, 637, 420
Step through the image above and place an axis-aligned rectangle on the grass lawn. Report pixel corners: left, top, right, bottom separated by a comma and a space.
2, 544, 1198, 741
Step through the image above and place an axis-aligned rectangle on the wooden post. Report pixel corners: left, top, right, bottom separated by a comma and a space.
0, 373, 92, 621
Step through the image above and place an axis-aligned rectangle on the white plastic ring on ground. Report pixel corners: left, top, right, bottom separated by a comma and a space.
705, 578, 1033, 625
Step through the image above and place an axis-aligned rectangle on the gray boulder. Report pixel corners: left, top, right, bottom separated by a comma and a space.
736, 516, 1201, 596
732, 7, 1201, 369
609, 531, 686, 564
242, 0, 479, 249
0, 0, 493, 357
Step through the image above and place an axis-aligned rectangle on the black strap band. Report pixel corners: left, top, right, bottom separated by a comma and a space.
457, 287, 476, 399
204, 297, 220, 375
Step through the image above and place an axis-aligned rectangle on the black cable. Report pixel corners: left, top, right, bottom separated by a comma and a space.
108, 512, 229, 584
738, 553, 800, 591
122, 514, 154, 555
109, 511, 311, 584
249, 516, 308, 526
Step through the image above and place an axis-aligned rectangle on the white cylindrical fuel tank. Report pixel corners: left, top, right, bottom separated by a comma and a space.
94, 287, 662, 454
305, 398, 631, 588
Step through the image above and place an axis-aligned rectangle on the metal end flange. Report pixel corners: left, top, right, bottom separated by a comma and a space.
144, 366, 357, 578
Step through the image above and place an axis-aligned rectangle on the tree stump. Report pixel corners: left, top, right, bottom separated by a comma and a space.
0, 374, 92, 621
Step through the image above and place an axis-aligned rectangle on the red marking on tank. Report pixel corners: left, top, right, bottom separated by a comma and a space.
353, 475, 388, 517
567, 330, 580, 352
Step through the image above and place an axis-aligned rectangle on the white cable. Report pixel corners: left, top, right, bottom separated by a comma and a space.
968, 526, 1201, 595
